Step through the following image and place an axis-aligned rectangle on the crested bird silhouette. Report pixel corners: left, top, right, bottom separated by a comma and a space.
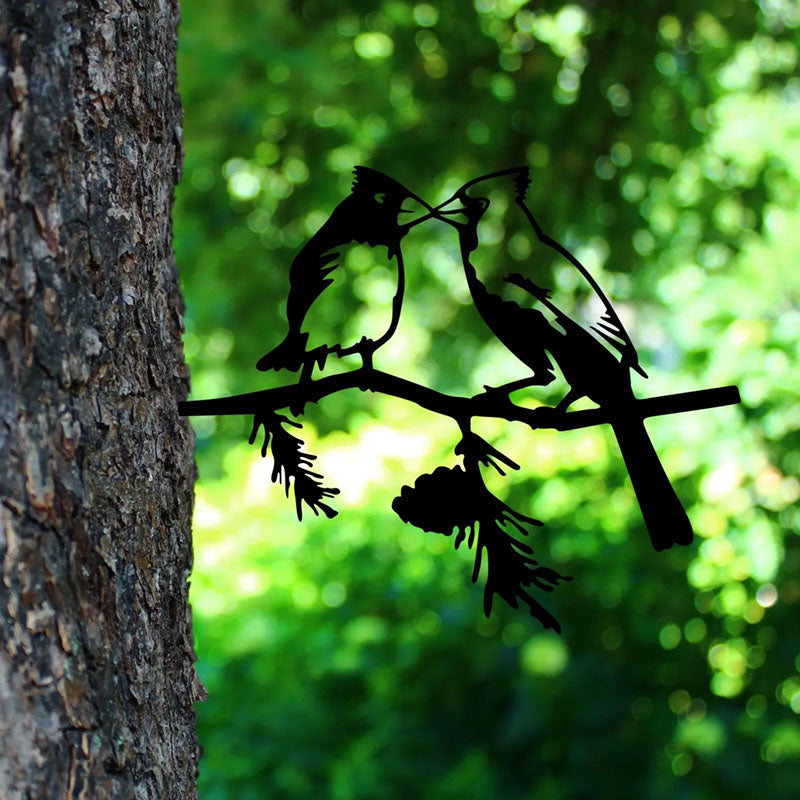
433, 167, 693, 551
257, 167, 434, 397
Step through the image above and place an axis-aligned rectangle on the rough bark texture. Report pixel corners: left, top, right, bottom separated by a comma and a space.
0, 2, 202, 797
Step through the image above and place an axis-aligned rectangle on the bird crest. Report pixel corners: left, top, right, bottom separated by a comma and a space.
510, 166, 532, 200
351, 165, 410, 199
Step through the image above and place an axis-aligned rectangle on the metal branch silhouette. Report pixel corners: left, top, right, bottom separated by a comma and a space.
180, 166, 741, 633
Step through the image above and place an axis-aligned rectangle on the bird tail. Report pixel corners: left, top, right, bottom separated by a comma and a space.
610, 415, 693, 551
256, 331, 308, 372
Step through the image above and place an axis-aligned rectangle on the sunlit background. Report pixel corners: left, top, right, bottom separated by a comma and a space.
175, 1, 800, 797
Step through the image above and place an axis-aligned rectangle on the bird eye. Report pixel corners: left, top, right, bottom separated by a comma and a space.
374, 192, 386, 204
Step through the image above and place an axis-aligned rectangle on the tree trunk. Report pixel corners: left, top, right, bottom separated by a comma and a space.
0, 2, 202, 797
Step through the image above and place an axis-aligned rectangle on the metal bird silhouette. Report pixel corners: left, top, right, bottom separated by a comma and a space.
181, 164, 742, 630
432, 167, 694, 551
257, 166, 434, 384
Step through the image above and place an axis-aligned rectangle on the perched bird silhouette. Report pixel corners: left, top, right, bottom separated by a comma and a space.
433, 167, 693, 551
257, 167, 434, 383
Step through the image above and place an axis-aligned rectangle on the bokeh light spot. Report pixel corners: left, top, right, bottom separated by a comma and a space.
757, 583, 778, 608
354, 32, 394, 60
521, 634, 569, 676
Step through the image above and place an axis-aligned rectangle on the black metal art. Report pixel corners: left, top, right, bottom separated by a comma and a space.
180, 166, 741, 633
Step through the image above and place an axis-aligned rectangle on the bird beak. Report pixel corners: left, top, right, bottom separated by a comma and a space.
428, 194, 470, 227
398, 193, 437, 230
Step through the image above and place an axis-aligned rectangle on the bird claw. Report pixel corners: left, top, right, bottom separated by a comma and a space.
529, 405, 559, 427
358, 337, 376, 388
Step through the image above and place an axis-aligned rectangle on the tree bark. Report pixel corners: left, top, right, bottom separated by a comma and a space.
0, 2, 202, 797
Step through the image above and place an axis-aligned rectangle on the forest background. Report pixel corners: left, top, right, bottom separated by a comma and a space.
175, 1, 800, 797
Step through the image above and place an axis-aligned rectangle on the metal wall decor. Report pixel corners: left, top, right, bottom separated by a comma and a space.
180, 166, 741, 633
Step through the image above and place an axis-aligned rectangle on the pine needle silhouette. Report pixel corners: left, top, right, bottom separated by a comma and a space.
249, 410, 339, 520
392, 432, 572, 632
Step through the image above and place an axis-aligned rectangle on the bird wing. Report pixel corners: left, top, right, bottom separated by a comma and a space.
448, 168, 645, 377
284, 235, 341, 336
513, 196, 646, 378
293, 237, 401, 358
258, 209, 351, 372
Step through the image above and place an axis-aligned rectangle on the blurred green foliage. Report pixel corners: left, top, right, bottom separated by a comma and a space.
175, 0, 800, 797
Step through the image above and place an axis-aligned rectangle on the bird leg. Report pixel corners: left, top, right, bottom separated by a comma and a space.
298, 358, 315, 386
357, 336, 376, 390
290, 347, 330, 417
290, 367, 312, 417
